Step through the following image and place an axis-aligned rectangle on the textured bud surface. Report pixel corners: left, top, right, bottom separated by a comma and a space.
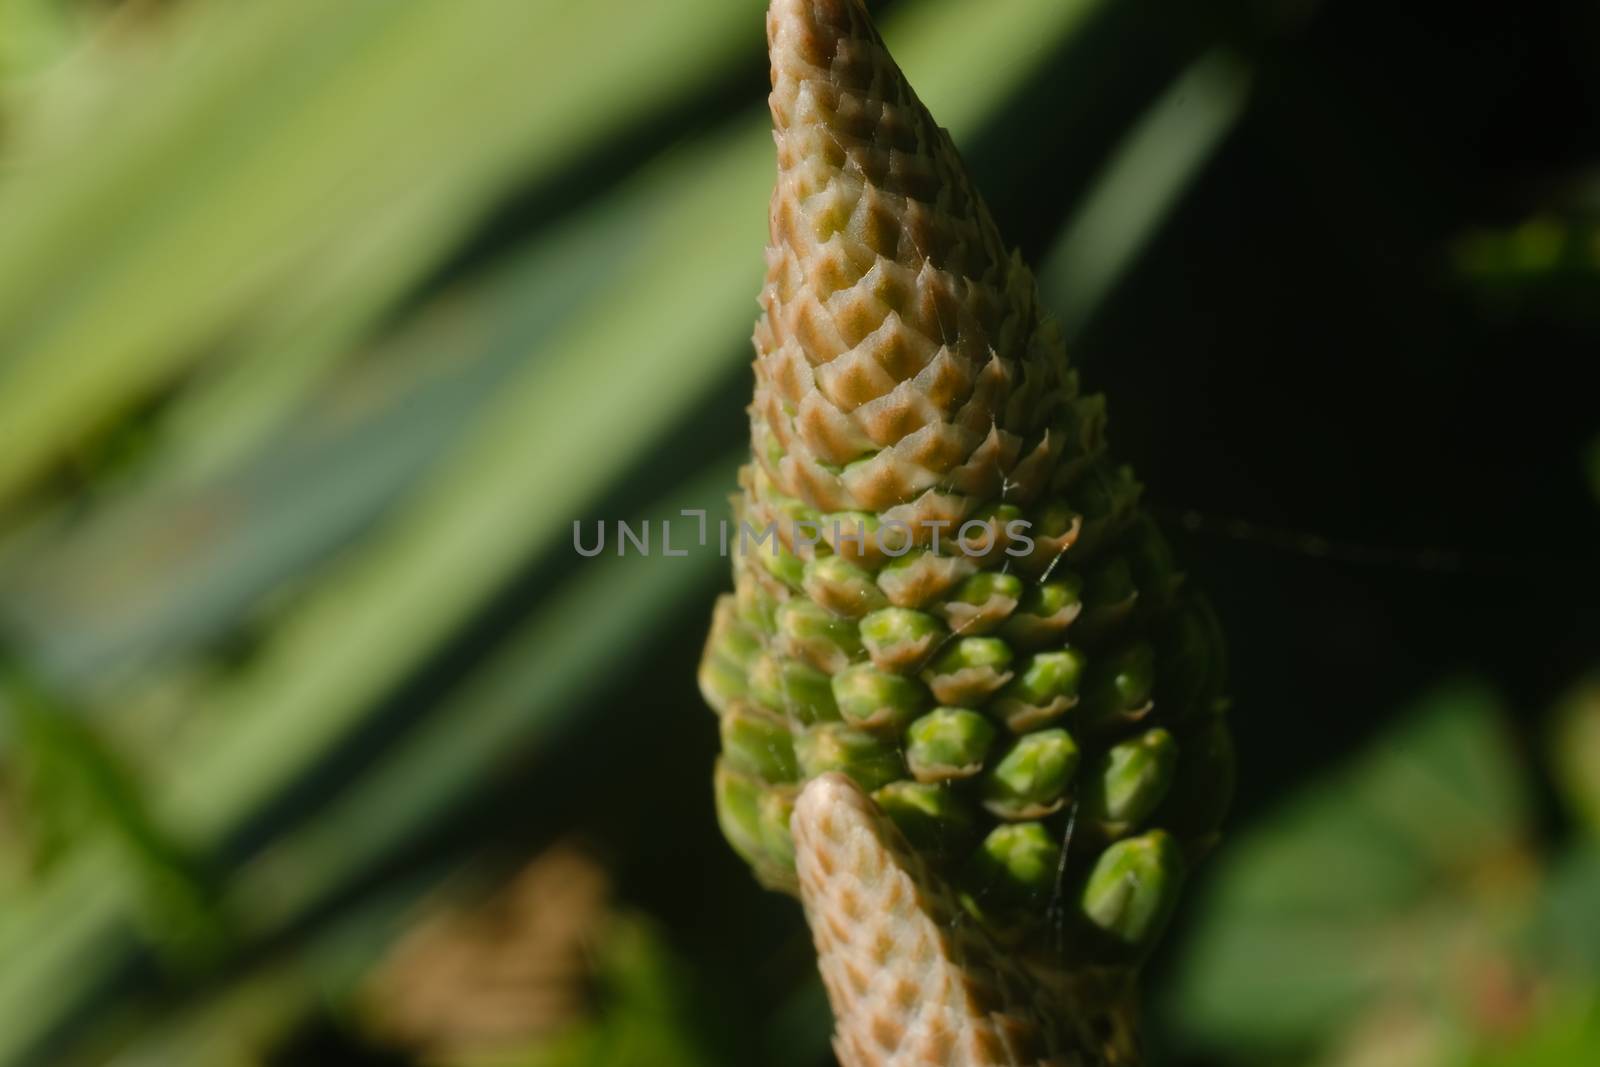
702, 0, 1232, 1059
794, 774, 1134, 1066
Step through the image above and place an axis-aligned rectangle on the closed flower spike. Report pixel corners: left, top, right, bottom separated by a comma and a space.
700, 1, 1233, 1061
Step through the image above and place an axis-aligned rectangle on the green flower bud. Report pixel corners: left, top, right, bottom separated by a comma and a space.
776, 598, 863, 673
1015, 499, 1082, 579
940, 572, 1024, 635
714, 759, 763, 859
755, 537, 807, 589
1157, 718, 1235, 858
966, 822, 1062, 915
1081, 642, 1156, 730
905, 708, 997, 782
734, 573, 779, 634
859, 607, 944, 673
756, 422, 786, 473
747, 652, 839, 724
698, 654, 748, 716
922, 636, 1014, 706
1124, 515, 1184, 608
873, 781, 977, 857
959, 503, 1027, 559
876, 548, 975, 609
714, 761, 793, 891
760, 487, 824, 549
1067, 463, 1142, 556
998, 575, 1084, 649
1077, 556, 1139, 637
981, 728, 1080, 820
720, 704, 800, 783
803, 555, 889, 618
700, 597, 761, 714
1157, 598, 1228, 717
712, 600, 764, 664
831, 663, 928, 732
1034, 499, 1081, 541
990, 649, 1088, 732
794, 723, 904, 792
1081, 728, 1178, 835
1080, 830, 1185, 953
821, 511, 893, 565
758, 786, 799, 871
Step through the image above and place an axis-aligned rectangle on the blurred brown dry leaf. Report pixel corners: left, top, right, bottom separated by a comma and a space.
361, 846, 610, 1063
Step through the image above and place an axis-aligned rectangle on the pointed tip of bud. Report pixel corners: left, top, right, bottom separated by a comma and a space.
767, 0, 865, 80
794, 769, 872, 828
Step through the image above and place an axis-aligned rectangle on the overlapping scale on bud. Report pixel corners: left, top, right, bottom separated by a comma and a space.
702, 0, 1231, 968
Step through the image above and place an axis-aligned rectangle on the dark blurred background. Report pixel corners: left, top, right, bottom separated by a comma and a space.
0, 1, 1596, 1065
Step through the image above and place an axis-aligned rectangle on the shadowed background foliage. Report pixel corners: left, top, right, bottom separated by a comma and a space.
0, 0, 1596, 1065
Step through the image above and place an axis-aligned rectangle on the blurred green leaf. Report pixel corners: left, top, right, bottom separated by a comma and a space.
1041, 49, 1252, 336
222, 455, 741, 941
147, 123, 769, 849
1462, 994, 1600, 1067
1551, 678, 1600, 839
1531, 844, 1600, 984
87, 865, 442, 1067
1454, 216, 1600, 283
0, 183, 652, 693
1452, 211, 1600, 324
0, 0, 76, 86
1166, 683, 1533, 1053
0, 654, 228, 969
0, 0, 766, 509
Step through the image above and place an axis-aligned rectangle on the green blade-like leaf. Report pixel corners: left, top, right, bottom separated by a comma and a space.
1041, 49, 1253, 336
0, 0, 764, 508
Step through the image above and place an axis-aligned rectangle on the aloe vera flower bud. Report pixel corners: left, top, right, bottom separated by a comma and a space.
700, 0, 1232, 1059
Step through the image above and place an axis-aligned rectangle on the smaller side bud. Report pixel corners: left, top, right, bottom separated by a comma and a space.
1080, 830, 1186, 956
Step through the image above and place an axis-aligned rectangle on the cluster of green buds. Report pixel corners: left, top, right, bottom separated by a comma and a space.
701, 0, 1232, 970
